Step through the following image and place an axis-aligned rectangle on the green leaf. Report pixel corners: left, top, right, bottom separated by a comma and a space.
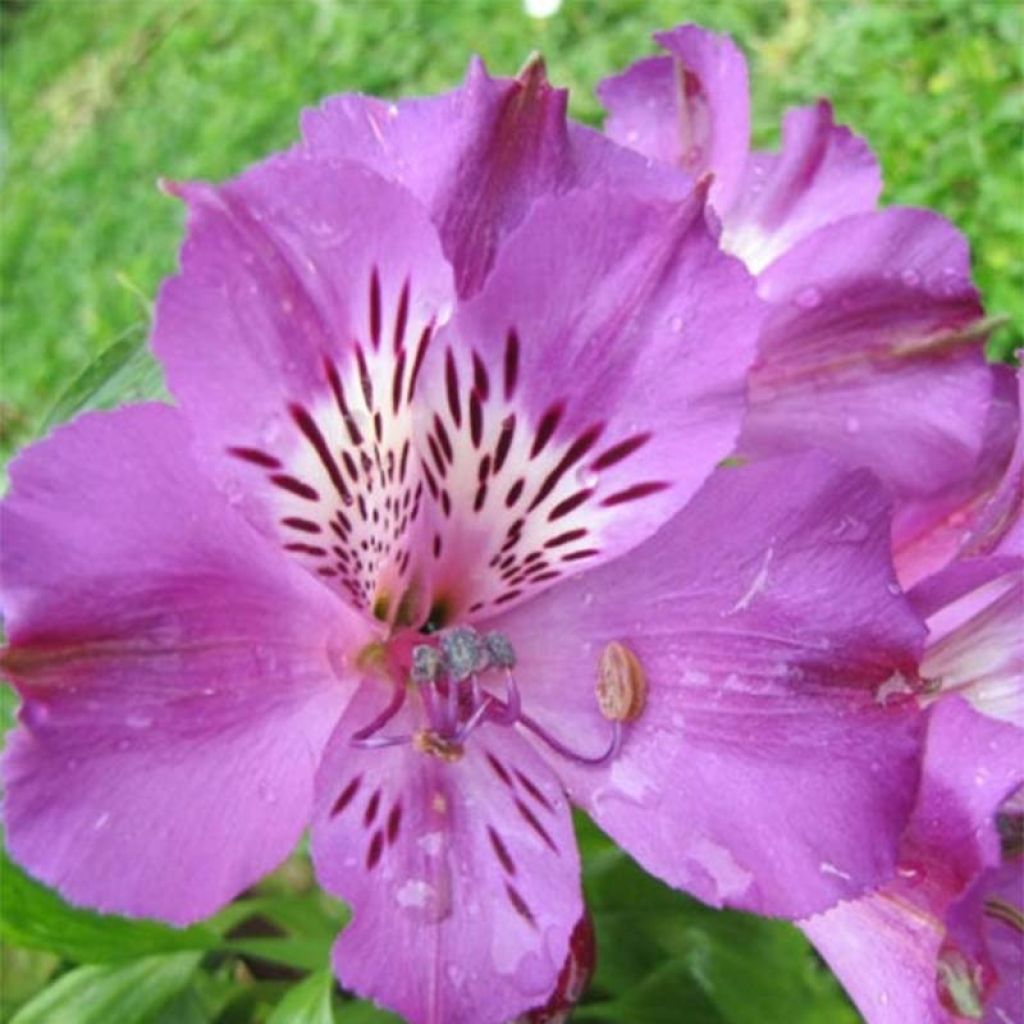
0, 843, 219, 963
338, 1000, 404, 1023
9, 952, 201, 1024
41, 323, 168, 432
577, 814, 857, 1024
574, 960, 726, 1024
225, 936, 332, 973
267, 970, 335, 1024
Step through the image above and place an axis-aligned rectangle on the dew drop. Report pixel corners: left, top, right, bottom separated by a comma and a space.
124, 713, 153, 730
844, 415, 861, 435
93, 812, 111, 831
575, 464, 599, 488
900, 268, 921, 287
22, 703, 50, 729
794, 286, 822, 310
668, 314, 684, 333
260, 415, 283, 445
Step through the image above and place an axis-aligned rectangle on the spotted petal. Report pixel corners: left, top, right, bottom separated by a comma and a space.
489, 454, 925, 918
407, 183, 764, 622
0, 405, 369, 924
153, 155, 455, 617
311, 682, 581, 1024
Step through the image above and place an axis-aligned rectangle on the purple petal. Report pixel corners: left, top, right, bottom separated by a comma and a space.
0, 405, 369, 924
490, 454, 925, 917
894, 364, 1020, 587
311, 683, 581, 1024
911, 555, 1024, 726
598, 25, 750, 212
740, 208, 992, 511
801, 698, 1023, 1023
409, 182, 764, 620
153, 155, 455, 615
723, 102, 881, 272
302, 57, 689, 298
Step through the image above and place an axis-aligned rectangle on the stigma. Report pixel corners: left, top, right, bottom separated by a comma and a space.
350, 627, 645, 768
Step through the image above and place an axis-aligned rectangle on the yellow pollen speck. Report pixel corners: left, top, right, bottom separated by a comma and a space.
596, 641, 647, 722
413, 730, 465, 763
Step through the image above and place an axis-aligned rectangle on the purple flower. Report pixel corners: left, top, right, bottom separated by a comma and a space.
800, 402, 1022, 1023
802, 701, 1022, 1023
601, 25, 1012, 587
3, 59, 925, 1024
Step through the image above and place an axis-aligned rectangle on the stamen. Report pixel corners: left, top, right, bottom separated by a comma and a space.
596, 641, 647, 722
487, 669, 521, 726
518, 711, 623, 766
351, 678, 408, 747
453, 695, 495, 744
439, 626, 489, 681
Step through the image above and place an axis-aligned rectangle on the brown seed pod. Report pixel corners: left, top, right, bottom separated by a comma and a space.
595, 641, 647, 722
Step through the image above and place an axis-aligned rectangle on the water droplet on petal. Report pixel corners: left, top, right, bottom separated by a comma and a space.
794, 286, 822, 310
260, 415, 283, 445
125, 713, 153, 730
668, 314, 685, 333
575, 465, 599, 488
844, 415, 861, 435
900, 268, 921, 287
93, 812, 111, 831
22, 703, 50, 730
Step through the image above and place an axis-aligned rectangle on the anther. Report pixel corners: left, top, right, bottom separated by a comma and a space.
483, 631, 516, 669
596, 641, 647, 722
439, 626, 488, 682
413, 730, 465, 762
411, 645, 444, 685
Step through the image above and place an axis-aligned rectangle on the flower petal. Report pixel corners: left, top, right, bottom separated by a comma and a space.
723, 102, 881, 273
893, 364, 1020, 587
311, 683, 581, 1024
153, 155, 455, 616
800, 698, 1023, 1024
739, 208, 993, 511
598, 24, 751, 212
0, 405, 369, 924
302, 57, 688, 298
407, 183, 763, 620
490, 454, 925, 918
911, 555, 1024, 726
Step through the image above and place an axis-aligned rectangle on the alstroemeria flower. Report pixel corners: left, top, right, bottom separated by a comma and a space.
2, 59, 924, 1024
801, 700, 1023, 1024
801, 448, 1022, 1023
600, 25, 1010, 587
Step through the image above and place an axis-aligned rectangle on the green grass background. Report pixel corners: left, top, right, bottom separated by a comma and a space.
1, 0, 1022, 462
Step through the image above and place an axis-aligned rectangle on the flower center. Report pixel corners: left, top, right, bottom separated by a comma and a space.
351, 625, 639, 767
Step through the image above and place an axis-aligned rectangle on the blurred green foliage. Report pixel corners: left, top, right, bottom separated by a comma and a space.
1, 0, 1022, 459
